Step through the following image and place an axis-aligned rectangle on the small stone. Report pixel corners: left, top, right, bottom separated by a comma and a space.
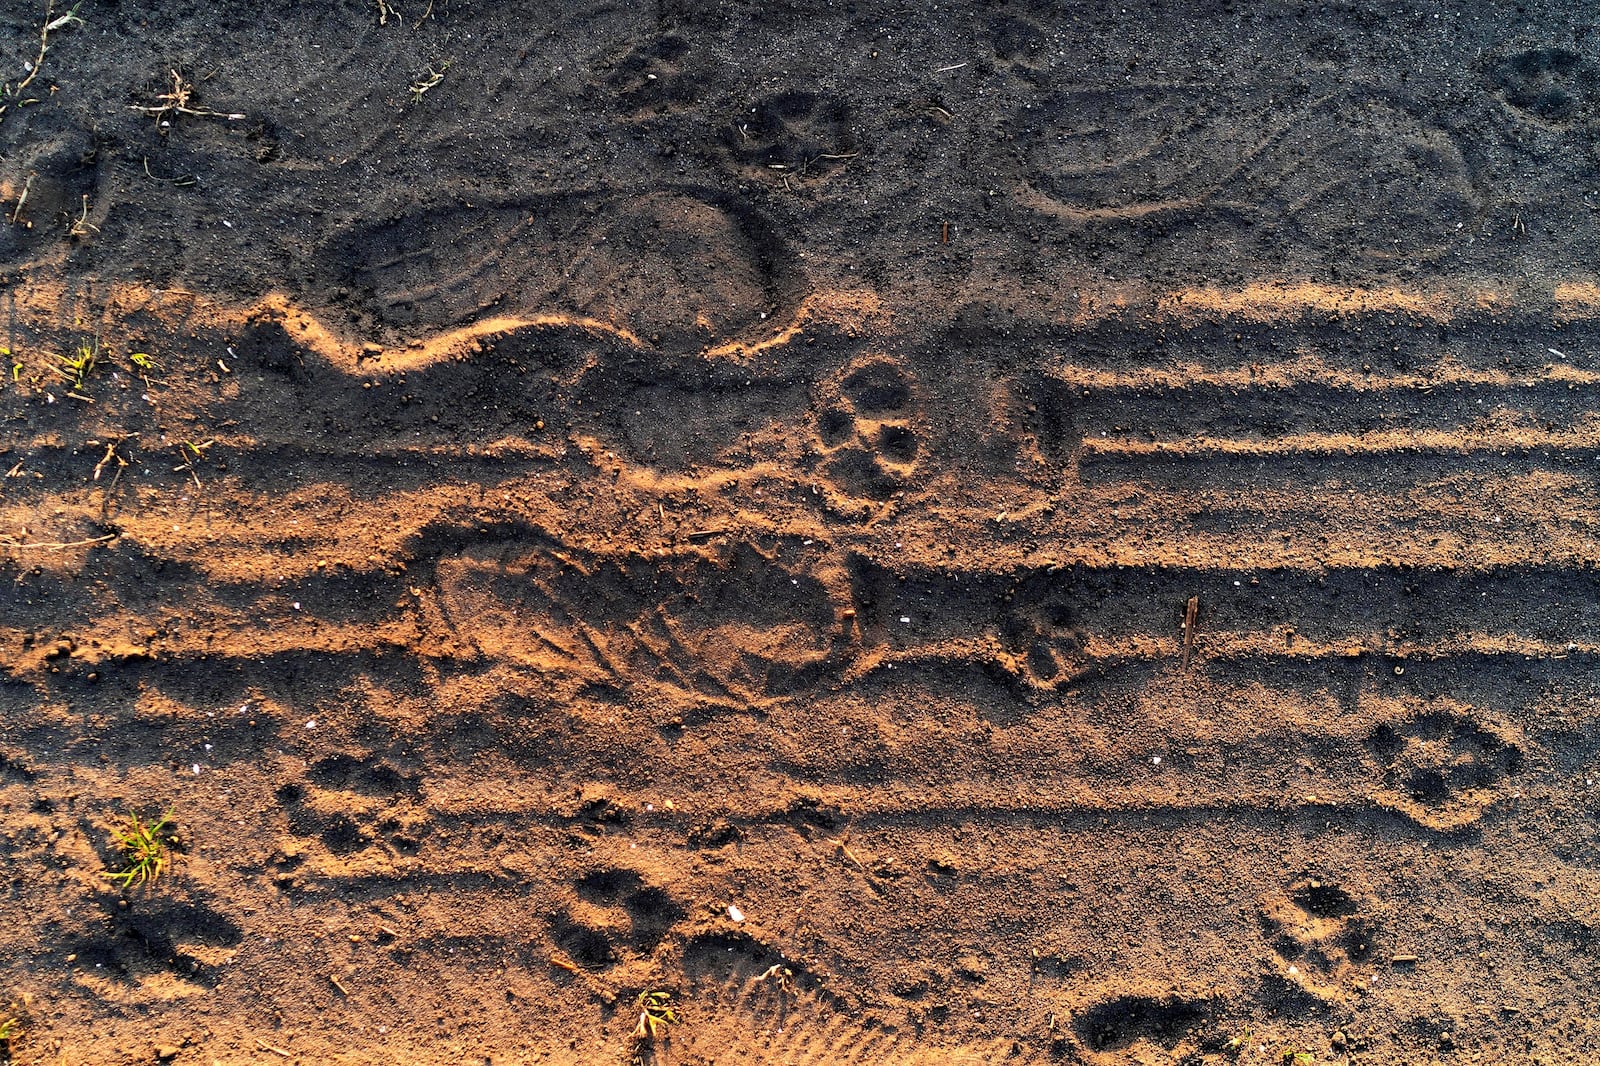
156, 1045, 181, 1061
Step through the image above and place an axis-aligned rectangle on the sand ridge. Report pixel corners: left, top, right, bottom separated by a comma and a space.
3, 2, 1600, 1063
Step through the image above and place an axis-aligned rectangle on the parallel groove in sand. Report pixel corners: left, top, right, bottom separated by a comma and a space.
2, 282, 1596, 1061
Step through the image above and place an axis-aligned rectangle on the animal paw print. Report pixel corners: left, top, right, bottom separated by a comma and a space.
551, 867, 685, 972
723, 92, 856, 181
73, 893, 243, 1001
1072, 992, 1212, 1055
815, 360, 920, 500
1491, 47, 1591, 124
605, 35, 699, 117
1368, 709, 1522, 829
275, 752, 425, 857
1000, 570, 1087, 688
0, 128, 101, 263
987, 12, 1048, 73
1258, 878, 1375, 995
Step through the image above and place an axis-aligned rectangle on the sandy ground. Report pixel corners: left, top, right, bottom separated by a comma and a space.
2, 1, 1600, 1063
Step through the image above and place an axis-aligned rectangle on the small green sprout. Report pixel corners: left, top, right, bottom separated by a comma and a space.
632, 990, 680, 1041
54, 339, 98, 391
129, 351, 158, 388
0, 1013, 20, 1059
44, 2, 85, 36
1282, 1051, 1314, 1066
1223, 1028, 1252, 1057
102, 809, 176, 888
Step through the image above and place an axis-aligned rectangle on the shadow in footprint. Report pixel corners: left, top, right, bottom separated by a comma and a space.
1074, 993, 1210, 1052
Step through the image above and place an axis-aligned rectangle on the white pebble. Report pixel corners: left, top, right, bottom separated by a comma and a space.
728, 904, 745, 922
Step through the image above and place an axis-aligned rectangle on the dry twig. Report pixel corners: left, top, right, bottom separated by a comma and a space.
1181, 595, 1199, 669
0, 533, 116, 551
130, 69, 244, 123
66, 194, 96, 237
408, 60, 450, 104
8, 174, 34, 226
172, 438, 215, 490
0, 2, 85, 124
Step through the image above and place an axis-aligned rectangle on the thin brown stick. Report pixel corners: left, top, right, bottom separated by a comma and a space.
92, 444, 115, 479
0, 533, 116, 551
130, 70, 245, 122
1181, 595, 1199, 669
12, 1, 80, 98
8, 174, 33, 225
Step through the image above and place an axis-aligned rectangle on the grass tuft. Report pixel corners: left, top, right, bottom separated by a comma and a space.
54, 338, 97, 391
102, 809, 176, 889
632, 990, 680, 1042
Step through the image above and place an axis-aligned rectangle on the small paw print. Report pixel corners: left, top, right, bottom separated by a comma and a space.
814, 360, 920, 499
